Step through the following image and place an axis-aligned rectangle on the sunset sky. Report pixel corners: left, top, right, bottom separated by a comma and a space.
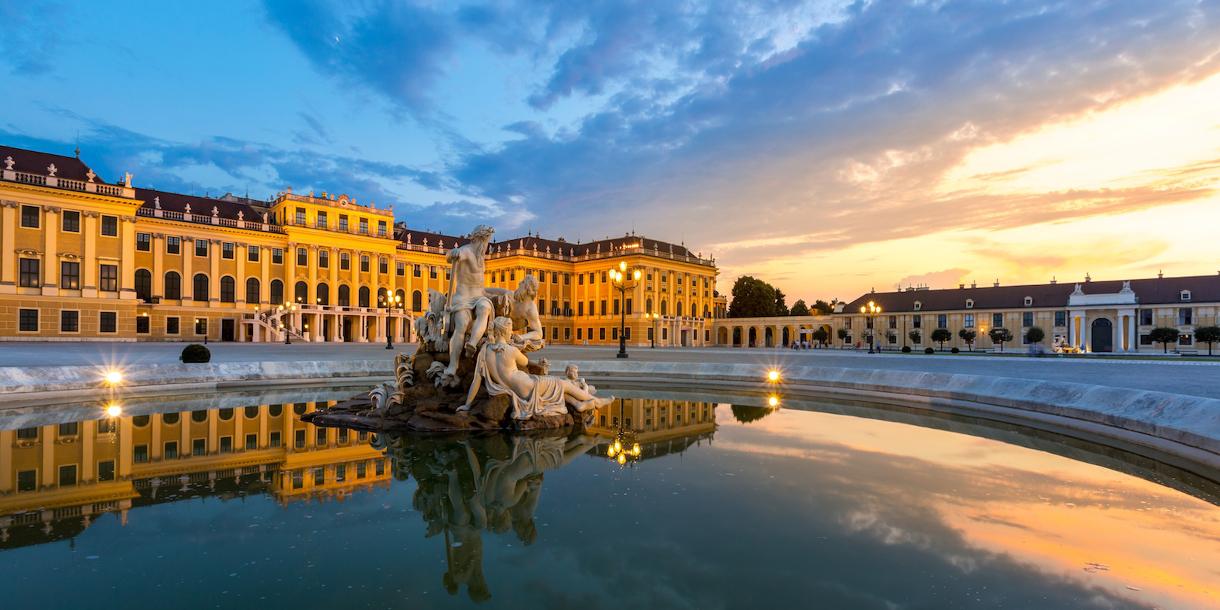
2, 1, 1218, 302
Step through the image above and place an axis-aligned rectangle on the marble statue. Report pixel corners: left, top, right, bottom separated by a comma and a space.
459, 316, 612, 419
303, 223, 613, 432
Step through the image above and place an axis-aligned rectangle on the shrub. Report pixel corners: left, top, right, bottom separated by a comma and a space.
1025, 326, 1045, 344
950, 347, 960, 353
901, 345, 911, 353
1148, 327, 1180, 354
180, 344, 211, 363
988, 327, 1014, 352
957, 328, 977, 351
1194, 326, 1220, 356
930, 328, 952, 350
923, 347, 934, 354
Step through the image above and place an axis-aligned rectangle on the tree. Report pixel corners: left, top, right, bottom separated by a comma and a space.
730, 404, 776, 424
811, 299, 834, 315
1025, 326, 1045, 345
728, 276, 777, 318
774, 289, 789, 316
988, 327, 1013, 352
958, 328, 977, 351
811, 327, 829, 346
930, 328, 952, 350
789, 299, 811, 316
1194, 326, 1220, 356
1149, 327, 1180, 354
908, 329, 921, 345
837, 327, 850, 347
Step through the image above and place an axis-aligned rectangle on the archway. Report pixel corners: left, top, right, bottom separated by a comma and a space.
764, 327, 775, 348
747, 327, 757, 347
1090, 318, 1113, 353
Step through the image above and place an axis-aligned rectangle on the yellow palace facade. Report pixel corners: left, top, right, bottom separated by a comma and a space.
0, 144, 719, 346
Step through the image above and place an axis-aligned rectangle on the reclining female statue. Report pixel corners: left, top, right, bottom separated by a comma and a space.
459, 316, 613, 420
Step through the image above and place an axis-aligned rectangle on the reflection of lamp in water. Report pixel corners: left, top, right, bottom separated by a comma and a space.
766, 369, 780, 383
605, 398, 642, 467
767, 395, 780, 408
105, 401, 123, 418
103, 369, 124, 386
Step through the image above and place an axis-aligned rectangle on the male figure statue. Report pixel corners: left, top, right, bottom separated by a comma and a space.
443, 225, 496, 380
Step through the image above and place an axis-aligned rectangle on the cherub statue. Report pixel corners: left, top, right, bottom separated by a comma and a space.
564, 364, 594, 393
460, 317, 612, 420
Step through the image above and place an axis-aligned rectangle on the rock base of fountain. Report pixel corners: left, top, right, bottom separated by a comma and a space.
302, 347, 591, 433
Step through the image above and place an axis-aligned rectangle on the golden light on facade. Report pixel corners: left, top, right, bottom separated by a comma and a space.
105, 402, 123, 417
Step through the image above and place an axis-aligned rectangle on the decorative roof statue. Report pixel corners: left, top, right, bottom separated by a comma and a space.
2, 156, 13, 170
211, 206, 219, 217
184, 203, 192, 215
237, 210, 245, 221
86, 169, 96, 183
47, 164, 57, 177
153, 196, 161, 209
262, 212, 269, 223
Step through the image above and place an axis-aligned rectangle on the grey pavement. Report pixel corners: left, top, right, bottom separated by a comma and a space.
1, 341, 1218, 399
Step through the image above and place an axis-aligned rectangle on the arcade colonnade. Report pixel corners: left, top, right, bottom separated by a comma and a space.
711, 316, 837, 348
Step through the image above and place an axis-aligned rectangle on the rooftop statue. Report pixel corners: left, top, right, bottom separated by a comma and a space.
304, 223, 613, 432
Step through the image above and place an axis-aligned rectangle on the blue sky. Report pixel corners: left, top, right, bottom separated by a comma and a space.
3, 1, 1218, 300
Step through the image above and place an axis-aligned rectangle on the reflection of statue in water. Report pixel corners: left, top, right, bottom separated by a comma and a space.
462, 317, 612, 419
376, 430, 596, 603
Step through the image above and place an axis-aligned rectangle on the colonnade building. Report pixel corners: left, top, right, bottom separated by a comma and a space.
0, 144, 719, 346
711, 274, 1220, 354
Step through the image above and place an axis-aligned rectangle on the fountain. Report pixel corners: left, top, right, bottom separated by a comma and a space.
304, 225, 614, 432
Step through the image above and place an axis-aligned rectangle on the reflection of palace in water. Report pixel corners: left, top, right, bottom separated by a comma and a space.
586, 397, 718, 458
0, 401, 390, 548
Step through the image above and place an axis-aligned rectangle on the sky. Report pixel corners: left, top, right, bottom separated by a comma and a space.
1, 0, 1218, 303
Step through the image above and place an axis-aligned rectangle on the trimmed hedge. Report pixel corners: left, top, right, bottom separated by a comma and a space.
901, 345, 912, 353
951, 347, 960, 354
180, 344, 211, 363
924, 347, 935, 354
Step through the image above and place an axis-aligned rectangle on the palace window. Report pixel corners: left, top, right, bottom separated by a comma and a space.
295, 207, 306, 224
165, 272, 181, 300
246, 278, 260, 304
339, 215, 349, 231
378, 220, 387, 237
316, 211, 328, 229
17, 470, 36, 492
19, 309, 38, 332
992, 313, 1003, 327
101, 215, 118, 237
193, 274, 209, 302
59, 464, 78, 487
889, 315, 897, 329
222, 242, 235, 259
359, 218, 369, 234
964, 314, 975, 329
60, 310, 79, 333
195, 239, 208, 257
1022, 312, 1034, 327
136, 315, 149, 334
164, 441, 179, 459
167, 236, 181, 254
413, 264, 421, 277
61, 261, 80, 290
98, 460, 115, 482
914, 301, 922, 311
296, 247, 308, 266
135, 269, 152, 302
379, 257, 388, 274
578, 302, 584, 316
577, 274, 584, 286
1180, 290, 1192, 302
20, 205, 39, 228
936, 314, 947, 329
361, 255, 370, 273
166, 316, 180, 335
99, 264, 118, 292
195, 318, 208, 336
270, 280, 283, 304
220, 276, 236, 302
397, 262, 405, 276
1178, 308, 1193, 325
912, 315, 921, 329
430, 266, 438, 279
272, 248, 283, 264
62, 210, 80, 232
1056, 311, 1067, 327
19, 258, 39, 287
965, 299, 974, 309
318, 249, 329, 269
1139, 309, 1153, 325
247, 245, 259, 262
136, 232, 151, 251
99, 311, 117, 333
340, 252, 350, 270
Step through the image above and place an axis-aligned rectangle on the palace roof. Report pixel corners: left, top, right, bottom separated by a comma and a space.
841, 274, 1220, 313
135, 187, 267, 222
0, 144, 110, 184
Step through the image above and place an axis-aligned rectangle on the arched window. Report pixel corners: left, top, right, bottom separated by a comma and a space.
135, 269, 152, 303
164, 271, 181, 300
316, 282, 329, 305
193, 274, 209, 302
245, 277, 260, 304
294, 281, 308, 304
396, 289, 405, 306
358, 286, 370, 308
270, 279, 284, 305
376, 287, 387, 306
220, 276, 235, 302
646, 298, 653, 314
660, 300, 668, 315
691, 303, 697, 317
338, 285, 351, 307
412, 290, 422, 311
677, 301, 683, 318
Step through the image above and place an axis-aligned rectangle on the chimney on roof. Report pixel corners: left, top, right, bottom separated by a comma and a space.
959, 283, 965, 289
970, 281, 976, 289
1158, 270, 1164, 279
1085, 273, 1091, 282
1050, 276, 1057, 285
993, 279, 999, 287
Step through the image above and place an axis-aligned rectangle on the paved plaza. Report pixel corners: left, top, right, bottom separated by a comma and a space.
1, 341, 1217, 399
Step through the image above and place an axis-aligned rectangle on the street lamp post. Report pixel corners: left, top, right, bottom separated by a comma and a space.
860, 300, 882, 354
279, 301, 298, 344
610, 262, 642, 359
645, 313, 657, 348
381, 292, 404, 350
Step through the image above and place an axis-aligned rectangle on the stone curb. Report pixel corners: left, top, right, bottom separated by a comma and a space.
1, 358, 1216, 473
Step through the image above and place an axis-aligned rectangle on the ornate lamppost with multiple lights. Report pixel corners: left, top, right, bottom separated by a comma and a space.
278, 301, 298, 345
644, 313, 658, 348
860, 300, 882, 354
380, 291, 404, 350
610, 262, 642, 359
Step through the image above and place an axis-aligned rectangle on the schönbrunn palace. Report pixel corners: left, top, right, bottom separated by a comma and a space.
0, 144, 720, 346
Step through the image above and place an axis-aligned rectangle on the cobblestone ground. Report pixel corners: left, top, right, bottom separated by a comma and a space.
1, 341, 1218, 399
